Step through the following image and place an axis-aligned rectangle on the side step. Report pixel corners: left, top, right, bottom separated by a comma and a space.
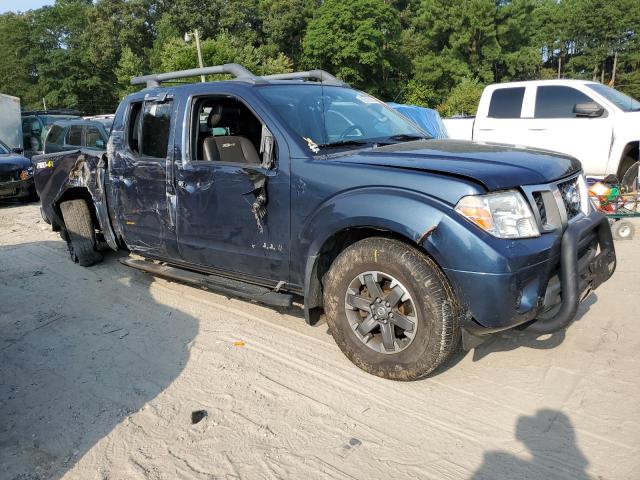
120, 257, 293, 308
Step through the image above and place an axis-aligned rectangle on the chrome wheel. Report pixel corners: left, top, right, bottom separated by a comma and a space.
344, 271, 418, 354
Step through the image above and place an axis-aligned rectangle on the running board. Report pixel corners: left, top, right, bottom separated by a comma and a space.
120, 257, 293, 307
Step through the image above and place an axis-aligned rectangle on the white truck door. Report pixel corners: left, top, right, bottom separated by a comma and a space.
474, 86, 528, 144
523, 85, 613, 176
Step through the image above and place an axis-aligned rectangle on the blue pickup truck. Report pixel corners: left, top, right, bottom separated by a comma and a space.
33, 64, 616, 380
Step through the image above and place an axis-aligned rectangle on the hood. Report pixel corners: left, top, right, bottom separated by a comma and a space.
333, 139, 582, 190
0, 153, 31, 174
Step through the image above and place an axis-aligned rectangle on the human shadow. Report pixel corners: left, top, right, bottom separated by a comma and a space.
471, 409, 590, 480
0, 241, 198, 479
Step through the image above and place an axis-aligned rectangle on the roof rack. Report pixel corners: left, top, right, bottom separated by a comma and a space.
262, 70, 348, 86
131, 63, 258, 88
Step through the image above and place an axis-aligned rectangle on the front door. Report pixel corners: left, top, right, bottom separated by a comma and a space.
109, 98, 179, 259
175, 94, 290, 284
521, 85, 613, 176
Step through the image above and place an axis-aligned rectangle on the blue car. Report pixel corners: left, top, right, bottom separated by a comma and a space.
32, 65, 616, 379
0, 140, 37, 202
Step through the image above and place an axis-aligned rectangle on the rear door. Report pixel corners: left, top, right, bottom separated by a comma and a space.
110, 97, 179, 259
474, 86, 529, 145
521, 85, 613, 175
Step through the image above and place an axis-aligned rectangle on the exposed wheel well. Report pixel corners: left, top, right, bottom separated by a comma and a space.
617, 142, 639, 179
305, 227, 425, 325
54, 188, 99, 233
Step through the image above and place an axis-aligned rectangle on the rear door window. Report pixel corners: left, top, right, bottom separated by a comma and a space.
487, 87, 525, 118
141, 101, 173, 159
534, 86, 596, 118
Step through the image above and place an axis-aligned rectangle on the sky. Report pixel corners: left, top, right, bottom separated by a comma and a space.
0, 0, 54, 13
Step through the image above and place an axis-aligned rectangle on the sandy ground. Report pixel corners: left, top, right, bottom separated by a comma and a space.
1, 202, 639, 480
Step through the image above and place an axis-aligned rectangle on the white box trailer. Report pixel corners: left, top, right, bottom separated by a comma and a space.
0, 93, 23, 150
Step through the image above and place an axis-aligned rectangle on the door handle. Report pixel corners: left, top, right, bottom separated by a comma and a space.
528, 128, 547, 131
478, 128, 494, 131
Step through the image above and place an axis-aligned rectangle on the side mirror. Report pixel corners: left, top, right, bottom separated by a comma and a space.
95, 139, 105, 149
11, 147, 24, 154
574, 102, 604, 118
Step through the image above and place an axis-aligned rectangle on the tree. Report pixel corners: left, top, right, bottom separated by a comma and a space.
159, 34, 292, 79
116, 47, 145, 98
437, 77, 484, 116
406, 0, 500, 104
259, 0, 318, 64
303, 0, 403, 98
0, 13, 37, 105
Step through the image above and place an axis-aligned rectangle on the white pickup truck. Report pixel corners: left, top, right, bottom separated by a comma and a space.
443, 80, 640, 183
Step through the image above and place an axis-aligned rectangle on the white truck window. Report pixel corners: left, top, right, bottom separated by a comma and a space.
534, 86, 595, 118
487, 87, 525, 118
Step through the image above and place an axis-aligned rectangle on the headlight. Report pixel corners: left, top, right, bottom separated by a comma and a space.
19, 167, 33, 180
455, 190, 540, 239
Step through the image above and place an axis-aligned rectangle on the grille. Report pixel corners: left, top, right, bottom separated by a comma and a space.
557, 177, 581, 219
533, 192, 547, 225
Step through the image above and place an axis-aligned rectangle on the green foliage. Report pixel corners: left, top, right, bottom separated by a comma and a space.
159, 34, 292, 79
302, 0, 402, 98
116, 47, 145, 98
401, 80, 439, 108
0, 0, 638, 115
437, 78, 484, 116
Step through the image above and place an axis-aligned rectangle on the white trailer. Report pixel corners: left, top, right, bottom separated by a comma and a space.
0, 93, 23, 150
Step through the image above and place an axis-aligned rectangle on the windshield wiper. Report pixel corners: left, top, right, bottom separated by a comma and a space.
385, 134, 429, 142
318, 139, 372, 149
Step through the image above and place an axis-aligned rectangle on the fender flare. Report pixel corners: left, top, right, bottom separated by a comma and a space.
297, 187, 448, 324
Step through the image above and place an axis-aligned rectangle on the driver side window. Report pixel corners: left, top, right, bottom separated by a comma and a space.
190, 96, 272, 166
534, 86, 600, 118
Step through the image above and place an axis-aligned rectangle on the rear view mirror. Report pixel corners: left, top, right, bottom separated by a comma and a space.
11, 147, 24, 154
95, 140, 105, 149
574, 102, 604, 118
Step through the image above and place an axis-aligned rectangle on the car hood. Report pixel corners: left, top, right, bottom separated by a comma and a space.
0, 153, 31, 173
333, 139, 582, 190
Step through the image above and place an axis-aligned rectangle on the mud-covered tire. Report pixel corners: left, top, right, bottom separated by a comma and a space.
59, 199, 103, 267
323, 237, 461, 380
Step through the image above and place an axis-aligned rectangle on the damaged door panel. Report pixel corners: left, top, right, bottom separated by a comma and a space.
109, 98, 179, 258
175, 93, 290, 281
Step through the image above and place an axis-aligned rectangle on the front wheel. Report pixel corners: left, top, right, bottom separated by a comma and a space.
323, 237, 461, 380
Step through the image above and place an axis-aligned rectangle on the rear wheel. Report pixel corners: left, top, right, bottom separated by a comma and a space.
323, 237, 461, 380
59, 199, 103, 267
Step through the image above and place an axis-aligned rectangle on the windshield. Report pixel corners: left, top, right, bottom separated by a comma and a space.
257, 84, 428, 148
587, 84, 640, 112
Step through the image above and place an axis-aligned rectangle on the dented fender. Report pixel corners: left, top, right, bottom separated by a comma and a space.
33, 148, 119, 250
295, 187, 449, 323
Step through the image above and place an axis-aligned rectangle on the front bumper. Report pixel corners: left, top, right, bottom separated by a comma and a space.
443, 209, 616, 337
0, 178, 34, 199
